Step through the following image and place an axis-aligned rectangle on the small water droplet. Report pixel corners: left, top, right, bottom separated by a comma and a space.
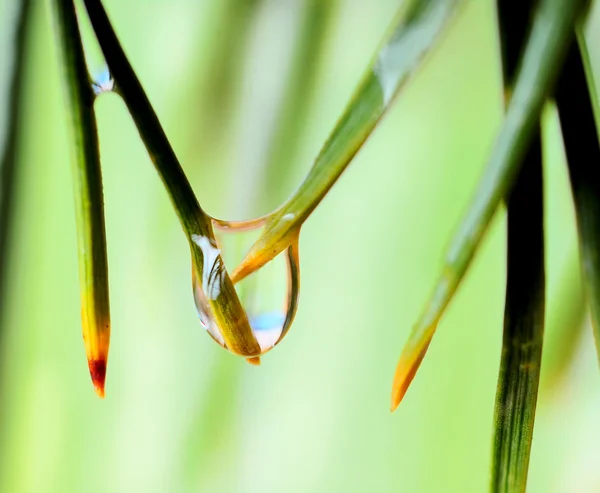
92, 67, 115, 95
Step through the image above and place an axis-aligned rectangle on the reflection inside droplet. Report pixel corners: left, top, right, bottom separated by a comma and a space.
191, 222, 299, 357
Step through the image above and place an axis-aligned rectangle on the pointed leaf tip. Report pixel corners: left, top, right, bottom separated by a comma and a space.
390, 334, 433, 411
88, 358, 107, 398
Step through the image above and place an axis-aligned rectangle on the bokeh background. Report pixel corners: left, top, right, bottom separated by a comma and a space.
2, 0, 600, 492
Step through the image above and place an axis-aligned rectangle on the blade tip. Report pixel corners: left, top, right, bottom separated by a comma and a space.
88, 358, 107, 398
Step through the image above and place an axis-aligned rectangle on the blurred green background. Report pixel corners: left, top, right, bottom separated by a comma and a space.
1, 0, 600, 492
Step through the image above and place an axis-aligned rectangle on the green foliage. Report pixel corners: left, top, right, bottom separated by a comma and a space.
1, 0, 600, 492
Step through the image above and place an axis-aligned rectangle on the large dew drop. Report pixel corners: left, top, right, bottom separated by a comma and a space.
192, 220, 299, 358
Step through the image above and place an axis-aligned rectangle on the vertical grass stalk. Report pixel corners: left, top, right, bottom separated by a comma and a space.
48, 0, 111, 397
491, 3, 545, 491
555, 35, 600, 363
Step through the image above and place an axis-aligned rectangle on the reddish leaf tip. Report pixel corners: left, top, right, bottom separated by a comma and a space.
88, 358, 107, 398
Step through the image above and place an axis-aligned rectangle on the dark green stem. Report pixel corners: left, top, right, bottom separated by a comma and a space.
555, 35, 600, 362
491, 4, 545, 491
81, 0, 209, 236
492, 138, 544, 493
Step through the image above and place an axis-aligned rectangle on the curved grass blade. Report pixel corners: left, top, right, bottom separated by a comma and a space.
390, 0, 588, 411
555, 33, 600, 362
0, 0, 32, 346
48, 0, 111, 397
491, 2, 545, 491
231, 0, 462, 284
81, 0, 261, 357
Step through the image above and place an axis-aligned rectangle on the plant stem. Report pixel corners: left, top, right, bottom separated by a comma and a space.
555, 32, 600, 363
48, 0, 111, 396
492, 142, 544, 493
81, 0, 261, 356
491, 3, 545, 491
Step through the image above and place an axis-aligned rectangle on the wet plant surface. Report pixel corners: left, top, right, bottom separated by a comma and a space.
2, 0, 600, 491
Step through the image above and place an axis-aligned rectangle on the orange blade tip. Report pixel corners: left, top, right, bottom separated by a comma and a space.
246, 356, 261, 366
390, 336, 434, 412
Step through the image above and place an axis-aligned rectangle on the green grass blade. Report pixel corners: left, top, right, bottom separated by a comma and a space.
491, 140, 545, 493
48, 0, 111, 396
231, 0, 462, 283
390, 0, 588, 411
491, 3, 545, 491
555, 33, 600, 362
0, 0, 32, 343
81, 0, 262, 357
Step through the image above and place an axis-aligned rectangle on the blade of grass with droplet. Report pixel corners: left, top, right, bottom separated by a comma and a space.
490, 2, 545, 490
555, 29, 600, 362
48, 0, 111, 397
81, 0, 261, 357
231, 0, 463, 283
390, 0, 588, 411
0, 0, 31, 348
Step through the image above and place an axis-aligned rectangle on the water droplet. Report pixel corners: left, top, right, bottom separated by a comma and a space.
192, 221, 300, 357
92, 67, 115, 95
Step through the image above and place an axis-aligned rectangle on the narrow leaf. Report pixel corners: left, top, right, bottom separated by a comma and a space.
82, 0, 261, 357
391, 0, 588, 411
491, 3, 545, 491
231, 0, 462, 283
48, 0, 111, 397
491, 141, 544, 493
555, 31, 600, 361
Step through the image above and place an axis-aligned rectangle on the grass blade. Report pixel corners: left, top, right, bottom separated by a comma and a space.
231, 0, 462, 283
491, 140, 544, 493
82, 0, 262, 357
390, 0, 588, 411
48, 0, 111, 397
491, 3, 545, 491
555, 31, 600, 361
0, 0, 32, 347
